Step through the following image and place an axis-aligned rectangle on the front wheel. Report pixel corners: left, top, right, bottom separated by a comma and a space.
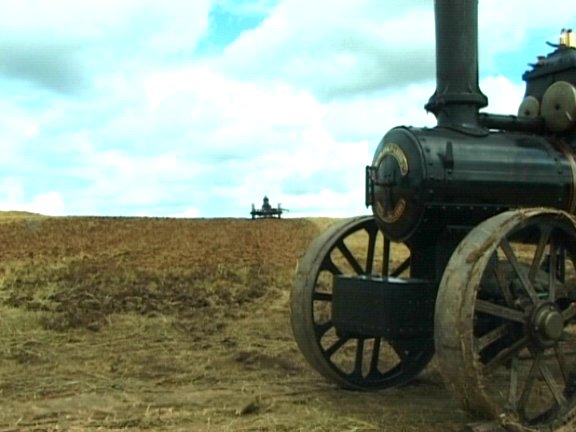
290, 216, 434, 390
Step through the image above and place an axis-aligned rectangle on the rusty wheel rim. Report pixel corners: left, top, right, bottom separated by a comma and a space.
436, 209, 576, 428
290, 215, 433, 390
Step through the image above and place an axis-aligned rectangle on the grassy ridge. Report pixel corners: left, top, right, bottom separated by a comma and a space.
0, 216, 324, 330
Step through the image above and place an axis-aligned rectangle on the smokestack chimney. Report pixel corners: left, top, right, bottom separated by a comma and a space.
425, 0, 488, 130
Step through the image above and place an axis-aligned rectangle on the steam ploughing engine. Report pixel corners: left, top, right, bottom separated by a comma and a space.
290, 1, 576, 429
250, 196, 285, 219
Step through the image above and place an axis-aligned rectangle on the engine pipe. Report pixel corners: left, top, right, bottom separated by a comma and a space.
479, 113, 545, 133
425, 0, 488, 130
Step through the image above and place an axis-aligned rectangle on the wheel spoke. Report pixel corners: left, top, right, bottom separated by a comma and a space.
323, 256, 342, 275
325, 336, 349, 358
391, 257, 410, 278
549, 237, 558, 302
314, 321, 333, 339
518, 351, 541, 419
382, 237, 391, 276
554, 345, 570, 386
538, 356, 567, 407
365, 228, 377, 275
508, 354, 520, 411
493, 265, 515, 307
477, 323, 513, 351
336, 240, 365, 275
368, 337, 382, 377
484, 337, 529, 371
475, 299, 526, 323
353, 338, 365, 377
529, 226, 552, 282
500, 239, 540, 305
313, 291, 332, 302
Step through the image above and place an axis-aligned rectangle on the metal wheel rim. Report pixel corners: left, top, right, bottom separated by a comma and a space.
290, 215, 434, 390
436, 208, 576, 428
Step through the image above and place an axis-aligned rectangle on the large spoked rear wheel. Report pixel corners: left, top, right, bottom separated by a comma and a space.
436, 209, 576, 430
290, 216, 434, 390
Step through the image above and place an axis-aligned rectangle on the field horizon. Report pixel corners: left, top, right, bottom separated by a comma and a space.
0, 213, 466, 431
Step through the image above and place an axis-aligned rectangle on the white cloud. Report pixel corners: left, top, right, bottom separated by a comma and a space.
479, 0, 576, 54
214, 0, 278, 16
29, 192, 66, 216
286, 188, 368, 218
0, 178, 65, 216
170, 207, 201, 218
0, 178, 25, 205
0, 0, 212, 94
480, 76, 526, 115
216, 0, 435, 99
0, 0, 572, 219
0, 102, 41, 158
66, 146, 208, 212
0, 0, 211, 49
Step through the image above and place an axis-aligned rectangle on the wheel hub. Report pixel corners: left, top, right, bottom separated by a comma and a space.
533, 303, 564, 343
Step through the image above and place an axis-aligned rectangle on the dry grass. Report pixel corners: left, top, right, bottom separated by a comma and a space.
0, 215, 468, 431
0, 216, 318, 331
2, 258, 270, 331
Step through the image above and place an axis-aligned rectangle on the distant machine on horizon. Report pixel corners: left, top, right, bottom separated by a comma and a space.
250, 196, 287, 219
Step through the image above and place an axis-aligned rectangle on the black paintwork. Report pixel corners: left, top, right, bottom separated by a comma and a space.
523, 45, 576, 101
335, 0, 576, 338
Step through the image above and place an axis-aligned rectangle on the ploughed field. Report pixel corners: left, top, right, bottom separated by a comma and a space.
0, 212, 467, 431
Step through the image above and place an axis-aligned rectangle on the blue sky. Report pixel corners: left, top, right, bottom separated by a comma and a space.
1, 0, 575, 218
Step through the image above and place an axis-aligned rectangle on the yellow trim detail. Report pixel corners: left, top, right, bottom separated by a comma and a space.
377, 198, 407, 223
560, 28, 576, 48
374, 143, 409, 176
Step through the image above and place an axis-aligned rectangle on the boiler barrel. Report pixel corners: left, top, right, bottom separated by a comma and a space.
367, 126, 576, 240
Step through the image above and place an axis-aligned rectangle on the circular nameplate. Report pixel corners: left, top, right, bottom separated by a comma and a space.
373, 142, 409, 224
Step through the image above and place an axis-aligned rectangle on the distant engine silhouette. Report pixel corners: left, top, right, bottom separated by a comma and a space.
250, 196, 285, 219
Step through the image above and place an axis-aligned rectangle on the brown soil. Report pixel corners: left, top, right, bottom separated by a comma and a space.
0, 215, 469, 431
